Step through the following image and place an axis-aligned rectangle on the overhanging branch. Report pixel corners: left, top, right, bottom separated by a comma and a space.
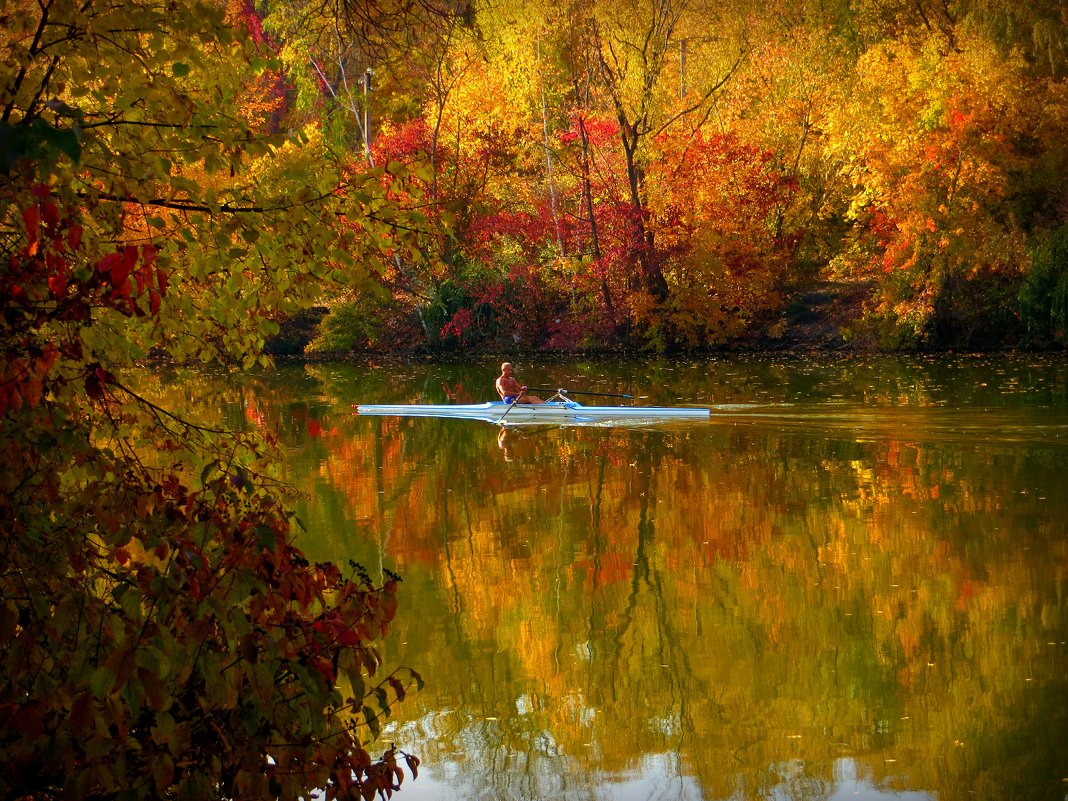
653, 49, 746, 139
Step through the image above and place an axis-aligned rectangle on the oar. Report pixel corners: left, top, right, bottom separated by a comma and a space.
527, 387, 635, 400
496, 396, 520, 426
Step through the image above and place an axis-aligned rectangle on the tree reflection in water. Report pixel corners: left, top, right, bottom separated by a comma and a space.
139, 355, 1068, 801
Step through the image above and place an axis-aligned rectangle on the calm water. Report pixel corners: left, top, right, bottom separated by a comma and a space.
145, 354, 1068, 801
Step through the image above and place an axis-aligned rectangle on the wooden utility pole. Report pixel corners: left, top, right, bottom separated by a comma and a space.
680, 38, 687, 99
538, 36, 565, 256
362, 67, 373, 162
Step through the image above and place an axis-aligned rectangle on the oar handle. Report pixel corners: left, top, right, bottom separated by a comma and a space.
527, 387, 634, 399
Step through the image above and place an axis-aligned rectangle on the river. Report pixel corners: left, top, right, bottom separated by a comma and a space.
144, 353, 1067, 801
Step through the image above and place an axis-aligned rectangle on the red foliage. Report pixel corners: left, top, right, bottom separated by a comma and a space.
559, 115, 620, 150
652, 129, 797, 260
467, 210, 552, 260
367, 108, 804, 348
869, 208, 900, 248
0, 188, 167, 417
236, 0, 267, 46
372, 118, 432, 168
441, 307, 476, 341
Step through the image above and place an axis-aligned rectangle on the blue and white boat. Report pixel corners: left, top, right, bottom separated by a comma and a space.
353, 396, 709, 425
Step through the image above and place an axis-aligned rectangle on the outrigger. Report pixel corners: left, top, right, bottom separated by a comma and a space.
353, 389, 710, 426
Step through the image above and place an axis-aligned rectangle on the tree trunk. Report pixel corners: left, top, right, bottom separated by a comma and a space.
577, 116, 614, 318
620, 123, 669, 302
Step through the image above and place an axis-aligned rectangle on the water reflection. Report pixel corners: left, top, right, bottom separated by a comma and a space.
140, 355, 1068, 801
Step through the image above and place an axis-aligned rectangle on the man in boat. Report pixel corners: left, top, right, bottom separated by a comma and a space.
495, 362, 544, 404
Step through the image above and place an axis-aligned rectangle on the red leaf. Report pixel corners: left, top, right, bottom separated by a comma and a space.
40, 344, 58, 371
85, 372, 103, 399
68, 224, 83, 250
42, 201, 59, 228
96, 252, 122, 274
70, 692, 94, 731
45, 250, 64, 271
110, 246, 139, 288
23, 205, 40, 254
15, 704, 45, 739
312, 656, 336, 682
354, 746, 372, 768
403, 754, 420, 780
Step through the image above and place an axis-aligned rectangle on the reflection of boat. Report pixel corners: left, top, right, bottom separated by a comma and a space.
352, 399, 710, 425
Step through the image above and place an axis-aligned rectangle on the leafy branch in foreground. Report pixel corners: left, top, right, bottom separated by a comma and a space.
1, 1, 423, 799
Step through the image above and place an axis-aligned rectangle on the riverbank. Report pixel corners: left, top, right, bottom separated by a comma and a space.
266, 279, 1061, 358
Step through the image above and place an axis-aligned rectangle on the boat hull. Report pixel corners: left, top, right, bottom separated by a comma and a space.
353, 401, 709, 424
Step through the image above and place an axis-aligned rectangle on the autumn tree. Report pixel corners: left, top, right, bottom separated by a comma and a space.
820, 23, 1064, 346
588, 0, 745, 308
0, 1, 422, 798
691, 0, 1068, 349
253, 0, 1068, 353
648, 129, 799, 345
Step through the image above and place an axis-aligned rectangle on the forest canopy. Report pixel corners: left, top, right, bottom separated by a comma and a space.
259, 0, 1068, 352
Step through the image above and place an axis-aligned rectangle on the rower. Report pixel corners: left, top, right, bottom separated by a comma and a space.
495, 362, 544, 404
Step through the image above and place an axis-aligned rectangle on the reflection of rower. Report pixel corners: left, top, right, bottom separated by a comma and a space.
497, 425, 556, 461
497, 427, 514, 461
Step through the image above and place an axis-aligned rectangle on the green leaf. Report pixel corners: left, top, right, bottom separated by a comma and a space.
254, 525, 276, 549
374, 686, 390, 715
150, 711, 177, 746
43, 124, 82, 164
89, 666, 115, 700
362, 706, 381, 739
119, 586, 143, 620
199, 460, 217, 486
171, 63, 190, 78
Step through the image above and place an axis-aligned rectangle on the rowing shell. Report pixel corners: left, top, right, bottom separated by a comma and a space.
352, 400, 710, 425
